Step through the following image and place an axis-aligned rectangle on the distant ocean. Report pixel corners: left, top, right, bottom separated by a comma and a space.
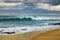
0, 15, 60, 28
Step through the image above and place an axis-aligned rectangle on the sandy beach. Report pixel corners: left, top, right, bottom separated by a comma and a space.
0, 29, 60, 40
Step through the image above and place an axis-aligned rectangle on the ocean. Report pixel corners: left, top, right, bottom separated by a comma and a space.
0, 15, 60, 35
0, 15, 60, 28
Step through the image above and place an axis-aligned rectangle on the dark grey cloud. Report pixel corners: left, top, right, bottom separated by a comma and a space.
0, 0, 60, 11
1, 0, 60, 5
48, 0, 60, 5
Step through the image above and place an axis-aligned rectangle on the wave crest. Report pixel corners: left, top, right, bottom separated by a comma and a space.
0, 16, 60, 21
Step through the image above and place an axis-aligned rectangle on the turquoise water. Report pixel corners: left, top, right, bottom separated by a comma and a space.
0, 16, 60, 28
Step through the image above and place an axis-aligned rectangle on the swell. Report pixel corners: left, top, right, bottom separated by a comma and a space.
0, 16, 60, 21
0, 17, 32, 21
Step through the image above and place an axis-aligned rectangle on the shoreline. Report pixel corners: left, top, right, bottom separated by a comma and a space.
0, 25, 60, 35
0, 28, 60, 40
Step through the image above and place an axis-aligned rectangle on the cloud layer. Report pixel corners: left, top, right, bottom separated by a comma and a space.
0, 2, 22, 6
0, 0, 60, 11
35, 3, 60, 11
0, 0, 60, 5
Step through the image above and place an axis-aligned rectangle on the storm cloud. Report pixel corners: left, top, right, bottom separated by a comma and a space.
0, 0, 60, 5
0, 0, 60, 15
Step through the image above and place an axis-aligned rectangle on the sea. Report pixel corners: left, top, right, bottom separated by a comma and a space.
0, 15, 60, 35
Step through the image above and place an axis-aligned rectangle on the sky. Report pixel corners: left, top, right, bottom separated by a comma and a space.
0, 0, 60, 15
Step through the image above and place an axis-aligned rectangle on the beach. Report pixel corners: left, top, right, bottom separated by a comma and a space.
0, 28, 60, 40
0, 0, 60, 40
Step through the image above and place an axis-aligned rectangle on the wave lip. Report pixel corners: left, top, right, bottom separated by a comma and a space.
0, 17, 32, 21
30, 16, 60, 20
0, 16, 60, 21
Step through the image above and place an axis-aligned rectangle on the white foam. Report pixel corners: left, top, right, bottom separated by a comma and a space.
31, 16, 60, 20
0, 25, 60, 35
22, 16, 60, 20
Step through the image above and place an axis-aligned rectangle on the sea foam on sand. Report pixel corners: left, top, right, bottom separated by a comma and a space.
0, 25, 60, 35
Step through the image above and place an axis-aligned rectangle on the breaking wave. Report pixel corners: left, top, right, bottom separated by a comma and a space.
0, 16, 60, 21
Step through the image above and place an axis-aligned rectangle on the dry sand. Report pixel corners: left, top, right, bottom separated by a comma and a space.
0, 29, 60, 40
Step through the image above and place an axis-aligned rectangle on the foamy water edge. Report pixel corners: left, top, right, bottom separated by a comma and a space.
0, 25, 60, 35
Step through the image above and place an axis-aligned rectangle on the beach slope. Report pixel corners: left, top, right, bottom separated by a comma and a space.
0, 29, 60, 40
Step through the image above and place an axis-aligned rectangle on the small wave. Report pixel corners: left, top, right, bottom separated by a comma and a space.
0, 16, 60, 21
17, 16, 60, 20
0, 17, 32, 21
30, 16, 60, 20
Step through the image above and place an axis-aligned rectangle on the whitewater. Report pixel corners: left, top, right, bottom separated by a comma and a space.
0, 15, 60, 35
0, 25, 60, 35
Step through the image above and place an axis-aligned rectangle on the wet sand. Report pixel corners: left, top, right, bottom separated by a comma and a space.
0, 29, 60, 40
32, 29, 60, 40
